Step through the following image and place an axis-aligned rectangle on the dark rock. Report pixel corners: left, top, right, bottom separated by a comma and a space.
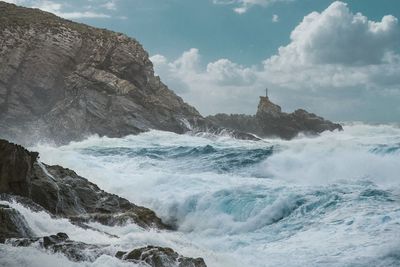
117, 245, 207, 267
207, 96, 343, 139
0, 140, 38, 196
9, 232, 108, 262
0, 139, 170, 229
10, 234, 208, 266
0, 204, 34, 242
0, 2, 202, 145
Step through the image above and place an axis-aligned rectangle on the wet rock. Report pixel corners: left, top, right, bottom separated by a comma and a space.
207, 96, 343, 139
0, 139, 170, 229
9, 233, 108, 262
117, 245, 207, 267
10, 234, 208, 266
0, 204, 34, 242
0, 139, 38, 196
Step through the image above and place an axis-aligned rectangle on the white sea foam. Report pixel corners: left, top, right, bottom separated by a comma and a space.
2, 123, 399, 266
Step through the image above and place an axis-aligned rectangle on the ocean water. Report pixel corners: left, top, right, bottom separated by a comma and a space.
1, 123, 400, 267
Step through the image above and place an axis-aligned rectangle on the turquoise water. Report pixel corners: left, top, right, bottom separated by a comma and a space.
1, 123, 400, 266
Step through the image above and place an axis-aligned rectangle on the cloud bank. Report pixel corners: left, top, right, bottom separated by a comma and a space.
151, 1, 400, 121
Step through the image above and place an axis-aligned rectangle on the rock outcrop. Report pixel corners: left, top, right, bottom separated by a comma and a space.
0, 138, 207, 265
116, 246, 207, 267
0, 2, 203, 145
8, 232, 108, 262
8, 232, 206, 266
0, 138, 168, 229
207, 96, 343, 139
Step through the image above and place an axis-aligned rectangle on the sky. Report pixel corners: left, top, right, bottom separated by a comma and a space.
3, 0, 400, 122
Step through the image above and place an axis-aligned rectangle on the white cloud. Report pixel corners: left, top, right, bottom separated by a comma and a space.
213, 0, 292, 14
150, 49, 261, 114
3, 0, 116, 19
206, 59, 256, 86
152, 1, 400, 122
272, 14, 279, 22
262, 1, 400, 90
101, 0, 117, 10
268, 1, 399, 66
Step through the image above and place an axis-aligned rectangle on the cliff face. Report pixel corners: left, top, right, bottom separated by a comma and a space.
207, 97, 343, 139
0, 2, 202, 144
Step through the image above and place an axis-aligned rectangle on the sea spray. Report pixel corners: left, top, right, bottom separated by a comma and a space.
19, 123, 400, 267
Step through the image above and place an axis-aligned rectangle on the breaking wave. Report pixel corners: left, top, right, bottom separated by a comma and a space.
1, 123, 400, 266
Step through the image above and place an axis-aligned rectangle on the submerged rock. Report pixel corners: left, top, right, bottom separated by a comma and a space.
116, 245, 207, 267
207, 96, 343, 139
0, 138, 169, 229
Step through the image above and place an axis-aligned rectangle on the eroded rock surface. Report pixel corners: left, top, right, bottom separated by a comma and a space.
0, 2, 203, 145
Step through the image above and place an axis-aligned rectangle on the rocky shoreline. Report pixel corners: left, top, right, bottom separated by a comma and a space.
0, 138, 206, 266
0, 2, 343, 266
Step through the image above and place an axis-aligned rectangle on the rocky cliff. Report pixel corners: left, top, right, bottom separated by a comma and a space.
0, 2, 203, 145
207, 96, 343, 139
0, 2, 342, 143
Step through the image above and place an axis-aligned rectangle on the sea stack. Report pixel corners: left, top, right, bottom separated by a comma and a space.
207, 95, 343, 139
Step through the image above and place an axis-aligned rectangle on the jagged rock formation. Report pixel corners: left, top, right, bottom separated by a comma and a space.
0, 138, 168, 229
0, 2, 204, 145
207, 96, 343, 139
